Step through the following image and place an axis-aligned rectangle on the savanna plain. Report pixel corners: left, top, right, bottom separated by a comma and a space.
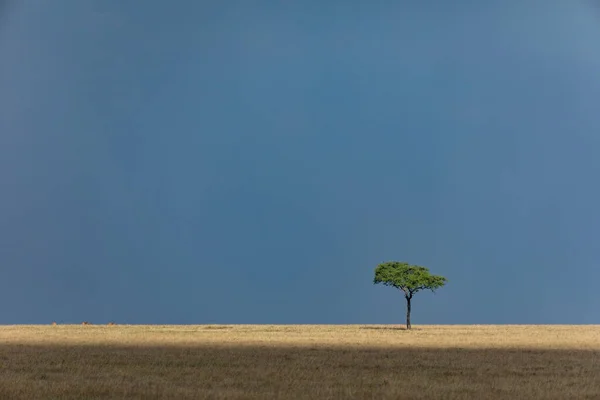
0, 324, 599, 399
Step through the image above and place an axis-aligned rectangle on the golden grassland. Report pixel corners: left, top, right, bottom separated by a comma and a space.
1, 324, 599, 399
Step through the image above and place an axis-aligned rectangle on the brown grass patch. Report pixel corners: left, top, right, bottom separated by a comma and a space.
0, 325, 598, 399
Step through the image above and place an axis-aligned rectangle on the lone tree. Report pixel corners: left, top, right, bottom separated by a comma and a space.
373, 261, 447, 330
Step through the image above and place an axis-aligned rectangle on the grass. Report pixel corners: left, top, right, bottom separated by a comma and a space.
0, 324, 599, 399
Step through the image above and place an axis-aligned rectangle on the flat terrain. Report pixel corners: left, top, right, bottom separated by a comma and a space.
0, 325, 599, 399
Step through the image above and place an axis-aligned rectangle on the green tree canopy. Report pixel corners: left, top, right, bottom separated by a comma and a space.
373, 261, 447, 329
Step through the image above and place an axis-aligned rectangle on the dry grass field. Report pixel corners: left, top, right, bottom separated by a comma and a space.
0, 324, 599, 399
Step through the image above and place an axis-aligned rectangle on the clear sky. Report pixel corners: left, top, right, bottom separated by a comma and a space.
1, 1, 600, 325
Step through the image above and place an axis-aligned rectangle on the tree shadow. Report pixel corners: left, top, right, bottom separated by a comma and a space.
201, 325, 233, 330
359, 326, 425, 331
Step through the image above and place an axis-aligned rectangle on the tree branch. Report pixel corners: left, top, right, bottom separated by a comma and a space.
395, 285, 409, 296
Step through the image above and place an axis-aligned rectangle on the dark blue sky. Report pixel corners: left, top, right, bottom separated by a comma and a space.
1, 1, 600, 324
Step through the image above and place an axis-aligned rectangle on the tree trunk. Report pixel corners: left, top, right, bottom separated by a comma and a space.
405, 295, 412, 330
